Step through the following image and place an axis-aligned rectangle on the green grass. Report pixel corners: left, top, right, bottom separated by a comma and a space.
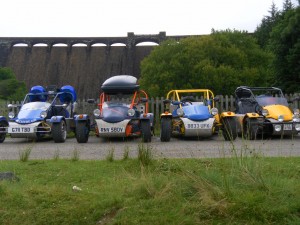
0, 156, 300, 225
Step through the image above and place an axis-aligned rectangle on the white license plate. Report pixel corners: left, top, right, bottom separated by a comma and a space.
186, 123, 210, 129
283, 124, 292, 130
99, 127, 124, 133
8, 127, 34, 133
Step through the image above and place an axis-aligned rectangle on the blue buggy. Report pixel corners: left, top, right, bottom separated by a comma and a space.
0, 85, 90, 143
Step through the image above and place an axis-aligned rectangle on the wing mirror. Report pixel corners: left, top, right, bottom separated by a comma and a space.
172, 101, 181, 106
213, 96, 220, 102
7, 104, 19, 108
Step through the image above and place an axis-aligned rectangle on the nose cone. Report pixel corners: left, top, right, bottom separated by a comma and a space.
264, 105, 293, 121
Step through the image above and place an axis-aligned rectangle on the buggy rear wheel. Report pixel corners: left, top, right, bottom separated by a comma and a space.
141, 120, 151, 143
52, 120, 67, 143
244, 118, 259, 140
222, 117, 237, 141
76, 121, 90, 143
160, 117, 172, 142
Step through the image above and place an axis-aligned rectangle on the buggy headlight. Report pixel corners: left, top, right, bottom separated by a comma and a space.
8, 111, 15, 119
275, 125, 282, 132
262, 109, 269, 116
278, 115, 284, 122
40, 111, 47, 118
293, 109, 299, 116
210, 108, 218, 116
295, 124, 300, 131
293, 114, 300, 122
128, 109, 135, 116
93, 109, 101, 117
177, 108, 184, 116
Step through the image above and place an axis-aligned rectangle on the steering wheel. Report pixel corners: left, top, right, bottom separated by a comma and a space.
181, 100, 193, 105
255, 104, 263, 114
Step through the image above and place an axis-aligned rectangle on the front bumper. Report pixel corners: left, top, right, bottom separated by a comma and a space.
180, 118, 215, 137
5, 122, 51, 138
263, 119, 300, 136
95, 119, 130, 137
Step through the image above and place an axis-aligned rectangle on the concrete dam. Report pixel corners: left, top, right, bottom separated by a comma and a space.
0, 32, 192, 99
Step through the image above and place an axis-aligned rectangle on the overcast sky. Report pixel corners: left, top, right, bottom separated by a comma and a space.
0, 0, 298, 37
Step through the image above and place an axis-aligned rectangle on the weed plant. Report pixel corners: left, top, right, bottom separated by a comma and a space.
122, 146, 130, 160
71, 148, 80, 162
137, 143, 152, 166
106, 147, 115, 162
18, 146, 32, 162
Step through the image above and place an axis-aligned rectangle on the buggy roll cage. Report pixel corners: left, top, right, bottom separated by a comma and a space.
235, 86, 284, 99
98, 90, 149, 113
166, 89, 215, 109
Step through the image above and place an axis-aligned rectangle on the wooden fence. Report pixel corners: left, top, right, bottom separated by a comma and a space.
2, 94, 300, 124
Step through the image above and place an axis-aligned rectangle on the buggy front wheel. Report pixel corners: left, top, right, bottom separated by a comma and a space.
160, 117, 172, 142
221, 117, 237, 141
52, 120, 67, 143
141, 120, 151, 143
76, 121, 90, 143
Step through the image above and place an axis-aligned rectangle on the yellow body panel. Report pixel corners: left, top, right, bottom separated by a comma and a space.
245, 112, 260, 118
264, 105, 293, 121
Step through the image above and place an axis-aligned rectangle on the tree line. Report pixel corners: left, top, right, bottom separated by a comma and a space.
140, 0, 300, 97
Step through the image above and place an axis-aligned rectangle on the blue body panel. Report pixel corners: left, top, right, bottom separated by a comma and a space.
0, 116, 7, 123
102, 105, 131, 123
49, 116, 65, 123
14, 102, 50, 124
183, 105, 212, 121
172, 105, 212, 121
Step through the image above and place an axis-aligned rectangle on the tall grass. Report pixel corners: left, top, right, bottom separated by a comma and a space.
138, 143, 153, 166
18, 145, 32, 162
106, 147, 115, 162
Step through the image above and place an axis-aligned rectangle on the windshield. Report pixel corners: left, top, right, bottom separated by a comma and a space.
103, 94, 132, 107
255, 96, 288, 106
20, 102, 51, 111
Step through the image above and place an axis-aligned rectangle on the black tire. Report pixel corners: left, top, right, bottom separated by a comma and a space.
76, 121, 90, 143
160, 117, 172, 142
52, 120, 67, 143
244, 118, 258, 140
222, 117, 237, 141
141, 120, 151, 143
0, 121, 6, 143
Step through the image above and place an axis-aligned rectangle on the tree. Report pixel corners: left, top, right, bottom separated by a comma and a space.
254, 2, 280, 49
283, 0, 294, 12
0, 67, 27, 100
139, 30, 274, 97
269, 7, 300, 92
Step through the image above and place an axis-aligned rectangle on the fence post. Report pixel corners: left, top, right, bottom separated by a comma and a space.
155, 97, 160, 125
230, 95, 234, 111
150, 97, 155, 114
161, 97, 164, 113
225, 95, 229, 111
220, 95, 224, 112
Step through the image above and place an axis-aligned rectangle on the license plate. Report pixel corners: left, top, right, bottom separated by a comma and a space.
8, 127, 33, 133
99, 127, 124, 133
186, 123, 210, 129
283, 124, 292, 130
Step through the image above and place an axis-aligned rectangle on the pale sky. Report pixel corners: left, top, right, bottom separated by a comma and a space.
0, 0, 298, 37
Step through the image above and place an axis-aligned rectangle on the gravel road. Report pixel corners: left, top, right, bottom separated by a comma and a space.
0, 134, 299, 160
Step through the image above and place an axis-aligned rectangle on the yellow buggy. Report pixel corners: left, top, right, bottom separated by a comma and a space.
235, 86, 300, 139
